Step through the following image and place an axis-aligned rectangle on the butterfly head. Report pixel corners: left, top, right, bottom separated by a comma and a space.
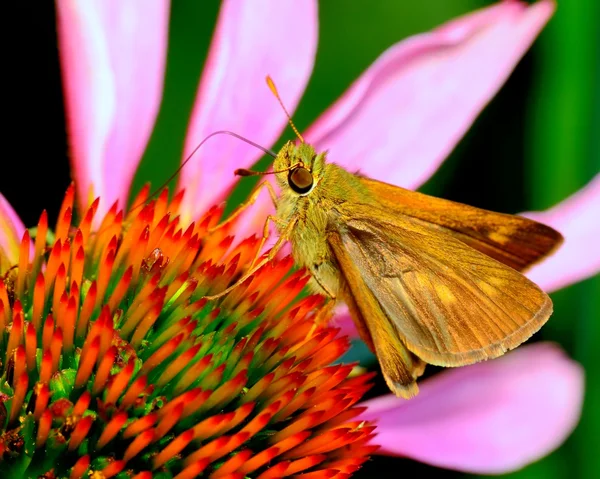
274, 140, 327, 196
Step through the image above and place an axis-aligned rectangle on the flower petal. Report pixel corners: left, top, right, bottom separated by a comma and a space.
524, 174, 600, 292
0, 194, 29, 273
361, 342, 583, 474
304, 0, 555, 190
179, 0, 318, 222
56, 0, 169, 217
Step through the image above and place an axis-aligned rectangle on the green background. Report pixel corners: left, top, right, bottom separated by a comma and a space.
129, 1, 599, 478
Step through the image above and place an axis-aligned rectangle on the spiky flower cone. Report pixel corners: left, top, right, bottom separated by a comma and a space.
0, 185, 376, 478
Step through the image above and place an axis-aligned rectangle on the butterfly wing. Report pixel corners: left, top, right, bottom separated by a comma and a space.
357, 176, 563, 272
327, 203, 553, 378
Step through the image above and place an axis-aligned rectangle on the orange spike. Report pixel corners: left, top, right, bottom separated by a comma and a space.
70, 455, 91, 479
100, 460, 125, 478
98, 307, 114, 360
68, 415, 94, 451
32, 210, 48, 278
32, 273, 45, 330
123, 413, 157, 439
44, 240, 62, 299
52, 264, 67, 320
173, 459, 211, 479
56, 207, 72, 243
156, 342, 201, 387
0, 280, 10, 323
75, 336, 100, 389
138, 333, 185, 377
157, 388, 204, 420
25, 322, 37, 371
96, 247, 116, 308
79, 198, 99, 248
209, 450, 253, 478
169, 189, 185, 214
236, 446, 280, 475
107, 266, 133, 313
76, 281, 97, 341
42, 314, 54, 352
96, 411, 128, 449
146, 213, 170, 254
131, 472, 153, 479
70, 231, 84, 281
33, 382, 50, 420
120, 375, 147, 409
129, 227, 150, 283
39, 349, 53, 383
12, 345, 26, 389
154, 430, 195, 469
92, 345, 117, 395
130, 302, 164, 348
72, 390, 92, 417
152, 190, 170, 228
123, 428, 155, 463
56, 183, 75, 234
9, 372, 28, 424
154, 402, 184, 442
5, 309, 23, 365
193, 403, 255, 442
50, 327, 63, 374
16, 230, 30, 298
36, 409, 52, 448
61, 237, 72, 274
104, 358, 135, 405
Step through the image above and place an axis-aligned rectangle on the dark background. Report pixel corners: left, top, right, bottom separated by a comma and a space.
3, 1, 598, 478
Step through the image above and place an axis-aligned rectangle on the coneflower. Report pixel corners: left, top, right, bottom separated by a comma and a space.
0, 184, 376, 478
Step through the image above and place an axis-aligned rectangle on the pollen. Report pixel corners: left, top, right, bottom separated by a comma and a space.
0, 185, 375, 477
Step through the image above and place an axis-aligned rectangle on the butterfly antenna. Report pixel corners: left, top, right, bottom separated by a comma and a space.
130, 130, 276, 212
266, 76, 304, 143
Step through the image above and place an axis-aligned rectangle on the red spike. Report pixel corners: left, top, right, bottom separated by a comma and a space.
15, 230, 30, 298
32, 382, 50, 420
32, 210, 48, 278
76, 281, 97, 341
12, 345, 26, 388
123, 428, 155, 463
105, 358, 135, 405
72, 390, 92, 417
51, 327, 63, 374
39, 349, 52, 383
70, 455, 91, 479
9, 372, 29, 424
5, 309, 23, 366
44, 240, 62, 299
36, 409, 52, 448
120, 375, 148, 409
75, 336, 100, 389
123, 414, 157, 440
97, 411, 128, 449
92, 345, 117, 395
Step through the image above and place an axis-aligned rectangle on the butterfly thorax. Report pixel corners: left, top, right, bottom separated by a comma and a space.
273, 141, 376, 295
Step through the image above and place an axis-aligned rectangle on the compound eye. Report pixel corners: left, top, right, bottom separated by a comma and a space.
288, 167, 314, 194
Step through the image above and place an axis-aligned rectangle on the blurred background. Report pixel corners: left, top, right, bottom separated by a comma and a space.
4, 1, 598, 477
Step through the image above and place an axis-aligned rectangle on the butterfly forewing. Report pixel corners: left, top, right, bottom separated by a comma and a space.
357, 176, 563, 272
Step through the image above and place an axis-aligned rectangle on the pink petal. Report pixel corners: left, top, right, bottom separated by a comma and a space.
0, 194, 29, 273
361, 342, 583, 474
524, 174, 600, 293
178, 0, 317, 222
304, 0, 555, 190
56, 0, 169, 218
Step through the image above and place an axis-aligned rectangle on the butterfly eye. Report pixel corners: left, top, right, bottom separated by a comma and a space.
288, 167, 314, 194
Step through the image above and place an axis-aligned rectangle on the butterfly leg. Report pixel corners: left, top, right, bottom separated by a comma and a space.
306, 265, 338, 338
208, 181, 278, 233
202, 216, 297, 301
